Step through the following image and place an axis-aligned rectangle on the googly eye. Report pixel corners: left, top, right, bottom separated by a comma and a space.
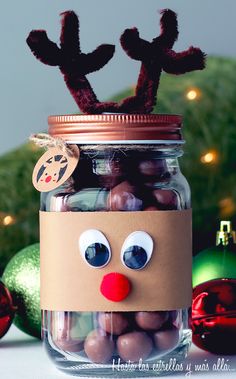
79, 230, 111, 268
121, 231, 153, 270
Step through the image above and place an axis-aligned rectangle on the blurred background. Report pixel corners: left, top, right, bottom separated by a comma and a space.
0, 0, 236, 273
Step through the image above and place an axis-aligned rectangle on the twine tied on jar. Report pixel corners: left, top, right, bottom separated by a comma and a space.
29, 133, 79, 158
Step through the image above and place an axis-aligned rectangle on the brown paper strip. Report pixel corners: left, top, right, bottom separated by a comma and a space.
40, 210, 192, 311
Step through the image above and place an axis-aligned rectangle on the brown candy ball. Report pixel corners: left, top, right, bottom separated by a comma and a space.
153, 326, 180, 352
135, 311, 169, 331
98, 312, 129, 335
139, 160, 168, 177
153, 189, 179, 210
117, 331, 153, 362
54, 338, 84, 352
84, 329, 115, 363
107, 181, 143, 211
138, 159, 169, 187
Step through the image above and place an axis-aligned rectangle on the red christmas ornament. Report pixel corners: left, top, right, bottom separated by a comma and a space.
100, 272, 131, 302
0, 281, 15, 339
192, 279, 236, 354
192, 221, 236, 354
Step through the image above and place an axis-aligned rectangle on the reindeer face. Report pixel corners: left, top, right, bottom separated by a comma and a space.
79, 229, 154, 303
40, 210, 192, 312
33, 147, 79, 193
37, 155, 68, 184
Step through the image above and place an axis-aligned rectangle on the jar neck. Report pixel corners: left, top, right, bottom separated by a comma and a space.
77, 145, 183, 187
79, 143, 184, 159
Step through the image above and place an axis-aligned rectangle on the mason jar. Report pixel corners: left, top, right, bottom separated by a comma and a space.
39, 114, 192, 377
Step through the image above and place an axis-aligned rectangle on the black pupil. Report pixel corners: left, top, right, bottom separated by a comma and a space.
123, 246, 147, 269
85, 243, 109, 267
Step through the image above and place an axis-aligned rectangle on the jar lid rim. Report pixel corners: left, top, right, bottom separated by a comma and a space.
48, 113, 184, 143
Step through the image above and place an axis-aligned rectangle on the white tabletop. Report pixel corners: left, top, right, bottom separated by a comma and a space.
1, 326, 236, 379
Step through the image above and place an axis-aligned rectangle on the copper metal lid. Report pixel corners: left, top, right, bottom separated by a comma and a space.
48, 114, 183, 144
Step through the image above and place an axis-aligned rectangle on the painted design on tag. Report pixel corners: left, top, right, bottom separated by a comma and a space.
32, 146, 79, 192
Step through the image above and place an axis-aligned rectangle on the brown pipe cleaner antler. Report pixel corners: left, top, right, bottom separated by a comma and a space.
27, 9, 206, 114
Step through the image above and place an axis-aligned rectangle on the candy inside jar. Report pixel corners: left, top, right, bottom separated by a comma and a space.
45, 310, 182, 363
43, 149, 189, 213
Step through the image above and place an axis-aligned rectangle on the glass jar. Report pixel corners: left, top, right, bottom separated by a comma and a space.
40, 114, 192, 377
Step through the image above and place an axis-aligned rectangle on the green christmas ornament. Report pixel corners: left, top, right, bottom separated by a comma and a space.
193, 221, 236, 288
0, 143, 41, 275
2, 243, 41, 339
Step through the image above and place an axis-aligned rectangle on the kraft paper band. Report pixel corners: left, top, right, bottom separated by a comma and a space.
40, 210, 192, 311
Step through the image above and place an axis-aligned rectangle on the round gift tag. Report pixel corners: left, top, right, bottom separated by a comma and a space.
32, 145, 79, 192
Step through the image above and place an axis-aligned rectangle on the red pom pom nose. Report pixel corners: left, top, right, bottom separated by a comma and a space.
100, 273, 131, 302
45, 176, 52, 183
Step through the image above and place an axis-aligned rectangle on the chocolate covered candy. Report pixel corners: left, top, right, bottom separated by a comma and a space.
52, 312, 84, 352
139, 159, 168, 177
153, 189, 179, 210
107, 181, 143, 211
153, 325, 180, 352
138, 159, 169, 187
135, 311, 169, 331
52, 312, 93, 353
54, 338, 84, 352
117, 331, 153, 362
84, 329, 115, 363
98, 312, 129, 335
